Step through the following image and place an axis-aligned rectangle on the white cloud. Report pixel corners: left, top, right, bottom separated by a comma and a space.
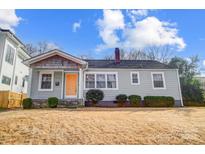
0, 9, 22, 32
96, 10, 186, 52
127, 9, 149, 25
96, 10, 125, 50
72, 21, 81, 32
123, 16, 186, 51
131, 9, 149, 17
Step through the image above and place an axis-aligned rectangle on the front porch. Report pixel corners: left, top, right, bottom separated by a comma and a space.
25, 49, 87, 102
28, 69, 85, 101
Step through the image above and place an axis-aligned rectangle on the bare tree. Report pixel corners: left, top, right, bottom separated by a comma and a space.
78, 54, 93, 60
104, 45, 173, 63
145, 45, 174, 63
25, 41, 59, 57
25, 44, 38, 56
38, 41, 49, 54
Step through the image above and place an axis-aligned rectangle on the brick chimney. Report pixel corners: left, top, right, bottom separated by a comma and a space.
115, 48, 120, 64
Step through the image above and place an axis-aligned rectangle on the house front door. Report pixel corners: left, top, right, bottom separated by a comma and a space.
65, 73, 78, 98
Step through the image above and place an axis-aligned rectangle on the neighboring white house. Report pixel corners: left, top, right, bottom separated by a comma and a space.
0, 28, 30, 93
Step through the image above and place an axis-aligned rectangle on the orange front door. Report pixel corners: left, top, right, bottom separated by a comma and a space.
65, 73, 78, 97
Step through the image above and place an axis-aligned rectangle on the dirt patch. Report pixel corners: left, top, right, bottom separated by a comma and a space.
0, 107, 205, 144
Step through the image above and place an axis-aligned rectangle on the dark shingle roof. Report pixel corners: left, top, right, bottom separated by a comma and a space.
85, 59, 172, 69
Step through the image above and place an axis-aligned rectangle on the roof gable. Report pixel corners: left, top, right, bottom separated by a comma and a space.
24, 49, 87, 66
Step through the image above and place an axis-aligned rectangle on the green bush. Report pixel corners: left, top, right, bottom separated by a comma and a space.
48, 97, 58, 108
181, 78, 204, 103
183, 101, 205, 107
22, 98, 32, 109
128, 95, 141, 107
116, 94, 127, 107
144, 96, 174, 107
86, 89, 104, 105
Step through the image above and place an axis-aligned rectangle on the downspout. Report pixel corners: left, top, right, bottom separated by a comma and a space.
176, 69, 183, 107
81, 62, 88, 103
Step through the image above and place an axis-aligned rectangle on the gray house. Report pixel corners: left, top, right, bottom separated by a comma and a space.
24, 48, 183, 107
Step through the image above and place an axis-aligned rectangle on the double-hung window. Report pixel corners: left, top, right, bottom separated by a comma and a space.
131, 72, 140, 85
152, 72, 166, 89
14, 76, 18, 85
39, 72, 53, 91
96, 74, 106, 88
5, 44, 15, 65
22, 78, 25, 87
85, 73, 118, 89
85, 74, 95, 89
107, 74, 117, 89
1, 75, 11, 85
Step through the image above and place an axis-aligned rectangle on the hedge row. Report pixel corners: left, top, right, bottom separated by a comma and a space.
144, 96, 175, 107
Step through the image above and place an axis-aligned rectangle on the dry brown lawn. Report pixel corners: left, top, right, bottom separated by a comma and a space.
0, 107, 205, 144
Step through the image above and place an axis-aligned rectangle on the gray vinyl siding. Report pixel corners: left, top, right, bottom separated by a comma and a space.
83, 69, 182, 104
30, 69, 63, 99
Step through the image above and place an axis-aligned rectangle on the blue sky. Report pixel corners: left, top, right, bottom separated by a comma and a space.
1, 9, 205, 69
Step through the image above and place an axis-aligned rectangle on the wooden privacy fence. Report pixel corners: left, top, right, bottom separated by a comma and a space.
0, 91, 27, 108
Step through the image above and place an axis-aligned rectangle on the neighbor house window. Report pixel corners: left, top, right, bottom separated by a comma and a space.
39, 72, 53, 91
15, 76, 18, 85
152, 72, 165, 89
1, 75, 11, 85
22, 78, 25, 87
107, 74, 117, 88
131, 72, 140, 85
85, 73, 118, 89
5, 44, 15, 65
85, 74, 95, 88
96, 74, 106, 88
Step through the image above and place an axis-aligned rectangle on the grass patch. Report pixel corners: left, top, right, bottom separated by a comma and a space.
1, 108, 205, 144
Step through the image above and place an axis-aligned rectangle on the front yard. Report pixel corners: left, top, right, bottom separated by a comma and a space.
0, 107, 205, 144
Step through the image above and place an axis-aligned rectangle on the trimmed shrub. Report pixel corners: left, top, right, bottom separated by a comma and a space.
116, 94, 127, 107
86, 89, 104, 105
183, 101, 205, 107
22, 98, 32, 109
144, 96, 174, 107
48, 97, 58, 108
128, 95, 141, 107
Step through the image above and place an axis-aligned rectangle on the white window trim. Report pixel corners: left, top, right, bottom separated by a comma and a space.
84, 72, 118, 90
5, 42, 16, 65
38, 71, 54, 91
151, 72, 166, 90
96, 74, 106, 89
130, 71, 140, 85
